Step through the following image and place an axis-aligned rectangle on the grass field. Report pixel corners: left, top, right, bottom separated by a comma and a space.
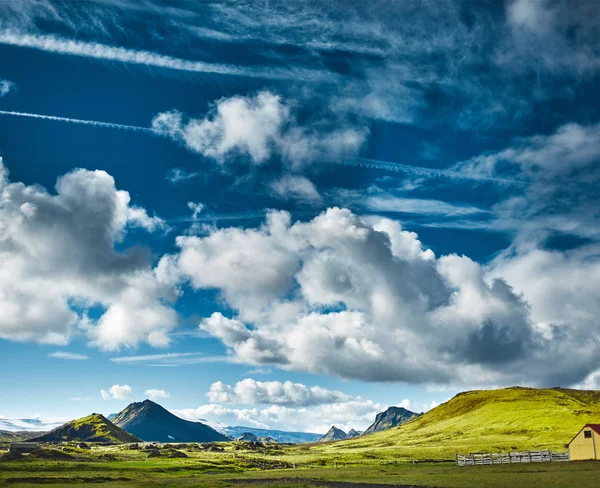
2, 387, 600, 487
1, 456, 599, 487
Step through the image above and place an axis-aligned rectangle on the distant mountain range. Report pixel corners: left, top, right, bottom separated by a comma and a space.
28, 413, 140, 443
2, 402, 420, 446
112, 399, 229, 443
317, 426, 348, 442
363, 406, 421, 435
346, 429, 362, 438
314, 406, 420, 443
220, 426, 321, 444
237, 432, 259, 441
0, 430, 41, 443
0, 417, 64, 432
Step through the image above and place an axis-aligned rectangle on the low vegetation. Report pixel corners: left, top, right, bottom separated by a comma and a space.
29, 414, 140, 444
290, 387, 600, 463
0, 447, 599, 488
1, 387, 599, 486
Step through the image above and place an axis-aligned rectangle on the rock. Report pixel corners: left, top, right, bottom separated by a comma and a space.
147, 448, 160, 458
237, 432, 259, 442
165, 449, 187, 458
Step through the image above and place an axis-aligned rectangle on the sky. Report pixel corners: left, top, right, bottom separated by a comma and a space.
0, 0, 600, 434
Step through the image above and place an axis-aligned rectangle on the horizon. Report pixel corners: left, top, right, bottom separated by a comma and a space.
1, 0, 600, 436
0, 396, 412, 436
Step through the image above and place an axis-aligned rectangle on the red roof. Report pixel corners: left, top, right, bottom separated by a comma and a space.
568, 424, 600, 445
587, 424, 600, 435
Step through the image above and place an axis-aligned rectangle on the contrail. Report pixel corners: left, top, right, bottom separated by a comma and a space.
0, 110, 519, 185
344, 157, 520, 185
0, 30, 332, 82
168, 209, 316, 224
0, 110, 157, 133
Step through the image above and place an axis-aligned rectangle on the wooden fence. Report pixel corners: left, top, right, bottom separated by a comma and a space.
456, 450, 569, 466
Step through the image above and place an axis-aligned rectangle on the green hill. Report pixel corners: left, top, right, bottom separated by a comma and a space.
112, 399, 229, 443
300, 387, 600, 461
28, 414, 140, 443
0, 431, 40, 443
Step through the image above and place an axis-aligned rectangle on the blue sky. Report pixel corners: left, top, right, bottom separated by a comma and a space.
1, 0, 600, 434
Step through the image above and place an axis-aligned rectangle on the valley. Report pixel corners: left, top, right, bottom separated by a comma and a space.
1, 387, 600, 486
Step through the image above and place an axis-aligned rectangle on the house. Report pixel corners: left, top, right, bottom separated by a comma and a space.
9, 443, 39, 453
568, 424, 600, 460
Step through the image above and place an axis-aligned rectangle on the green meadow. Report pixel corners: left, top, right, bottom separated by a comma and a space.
2, 387, 600, 487
1, 456, 600, 488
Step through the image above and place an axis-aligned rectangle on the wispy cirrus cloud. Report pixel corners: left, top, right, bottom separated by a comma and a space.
364, 195, 487, 217
110, 352, 229, 365
331, 187, 489, 221
0, 30, 332, 82
166, 168, 200, 184
48, 351, 88, 360
0, 79, 15, 96
453, 122, 600, 243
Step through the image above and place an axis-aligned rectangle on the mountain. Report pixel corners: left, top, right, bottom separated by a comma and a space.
308, 387, 600, 460
363, 406, 421, 435
346, 429, 362, 438
317, 426, 347, 442
28, 414, 140, 443
220, 426, 321, 444
112, 399, 229, 443
237, 432, 259, 442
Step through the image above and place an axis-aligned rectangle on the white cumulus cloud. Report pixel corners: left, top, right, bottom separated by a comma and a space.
156, 206, 572, 386
174, 398, 383, 434
0, 157, 178, 349
152, 91, 368, 167
269, 175, 322, 205
101, 384, 133, 400
145, 389, 171, 400
207, 379, 352, 407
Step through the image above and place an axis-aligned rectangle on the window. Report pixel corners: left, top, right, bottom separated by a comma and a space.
584, 430, 592, 439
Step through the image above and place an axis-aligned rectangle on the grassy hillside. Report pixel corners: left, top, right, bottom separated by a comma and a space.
0, 431, 37, 442
287, 387, 600, 462
29, 414, 140, 443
